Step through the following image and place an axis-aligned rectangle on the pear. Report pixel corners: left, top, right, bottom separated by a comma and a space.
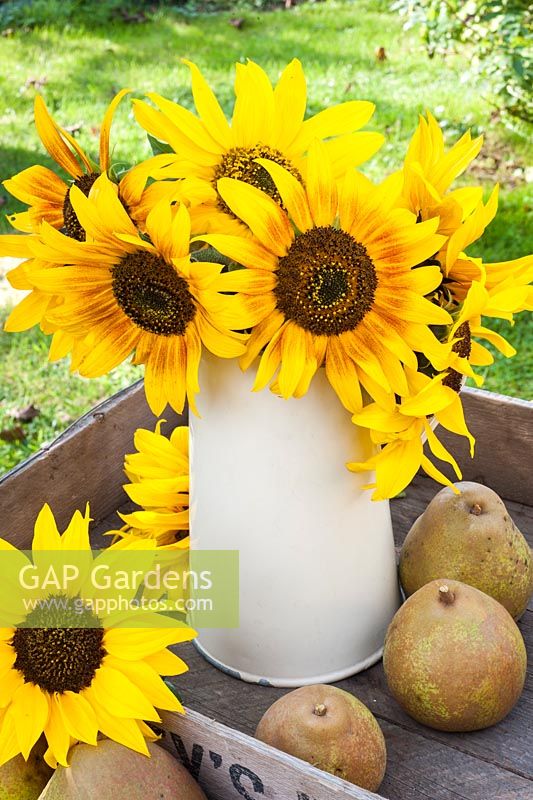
38, 739, 207, 800
255, 684, 386, 791
400, 481, 533, 619
383, 579, 527, 731
0, 740, 52, 799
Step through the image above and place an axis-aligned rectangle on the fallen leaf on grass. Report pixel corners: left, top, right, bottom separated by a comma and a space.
23, 76, 48, 90
64, 121, 84, 135
0, 426, 26, 442
13, 404, 40, 423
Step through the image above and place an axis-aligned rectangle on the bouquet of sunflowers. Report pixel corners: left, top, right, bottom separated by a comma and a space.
2, 59, 532, 504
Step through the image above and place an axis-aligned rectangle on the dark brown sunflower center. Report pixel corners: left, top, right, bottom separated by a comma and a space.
274, 227, 378, 336
111, 251, 196, 336
12, 595, 105, 694
62, 172, 100, 242
443, 321, 471, 393
213, 144, 302, 216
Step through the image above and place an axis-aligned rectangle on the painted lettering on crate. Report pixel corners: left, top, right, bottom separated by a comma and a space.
229, 764, 265, 799
170, 732, 204, 780
169, 732, 316, 799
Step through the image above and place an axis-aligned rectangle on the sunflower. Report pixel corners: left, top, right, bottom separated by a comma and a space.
132, 58, 384, 235
1, 91, 196, 244
428, 279, 519, 393
0, 504, 195, 769
117, 421, 189, 548
399, 113, 532, 318
3, 92, 132, 236
402, 111, 484, 226
22, 173, 248, 416
194, 141, 450, 412
347, 368, 475, 500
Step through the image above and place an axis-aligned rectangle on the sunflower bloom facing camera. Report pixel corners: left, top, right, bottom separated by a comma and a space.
133, 58, 384, 235
195, 142, 450, 412
0, 504, 195, 769
22, 174, 248, 416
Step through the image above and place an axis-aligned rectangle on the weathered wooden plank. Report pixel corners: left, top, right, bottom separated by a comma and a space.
434, 388, 533, 505
160, 707, 381, 800
378, 720, 533, 800
0, 381, 182, 546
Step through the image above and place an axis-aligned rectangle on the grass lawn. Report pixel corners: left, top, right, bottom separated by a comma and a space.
0, 0, 531, 474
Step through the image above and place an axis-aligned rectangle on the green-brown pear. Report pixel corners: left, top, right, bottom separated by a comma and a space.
38, 739, 207, 800
0, 740, 53, 799
383, 579, 527, 731
255, 684, 386, 791
399, 482, 533, 619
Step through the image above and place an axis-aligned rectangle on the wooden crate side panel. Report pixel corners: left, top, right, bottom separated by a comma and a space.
434, 388, 532, 504
161, 708, 382, 800
0, 381, 183, 547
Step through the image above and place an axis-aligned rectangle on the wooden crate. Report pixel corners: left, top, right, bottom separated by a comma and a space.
0, 382, 531, 800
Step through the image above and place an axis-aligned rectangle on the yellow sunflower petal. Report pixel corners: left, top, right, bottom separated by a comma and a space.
57, 691, 98, 745
194, 311, 246, 358
423, 420, 461, 479
420, 454, 458, 490
32, 503, 62, 550
34, 96, 86, 178
104, 656, 183, 713
217, 178, 293, 255
183, 60, 232, 150
3, 165, 67, 205
4, 292, 51, 333
322, 132, 384, 175
255, 158, 313, 232
143, 335, 182, 416
434, 395, 475, 456
44, 695, 72, 768
293, 100, 375, 151
103, 628, 194, 661
99, 89, 131, 172
325, 337, 363, 413
193, 233, 277, 271
91, 665, 161, 722
147, 92, 223, 155
232, 60, 276, 147
0, 711, 20, 767
472, 325, 516, 357
83, 689, 150, 756
253, 321, 287, 391
0, 668, 24, 708
79, 323, 138, 378
240, 310, 285, 371
372, 437, 423, 500
10, 682, 50, 759
272, 58, 306, 150
277, 323, 308, 398
144, 649, 189, 676
305, 140, 337, 227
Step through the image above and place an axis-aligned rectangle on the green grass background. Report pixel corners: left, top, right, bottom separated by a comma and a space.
0, 0, 531, 473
